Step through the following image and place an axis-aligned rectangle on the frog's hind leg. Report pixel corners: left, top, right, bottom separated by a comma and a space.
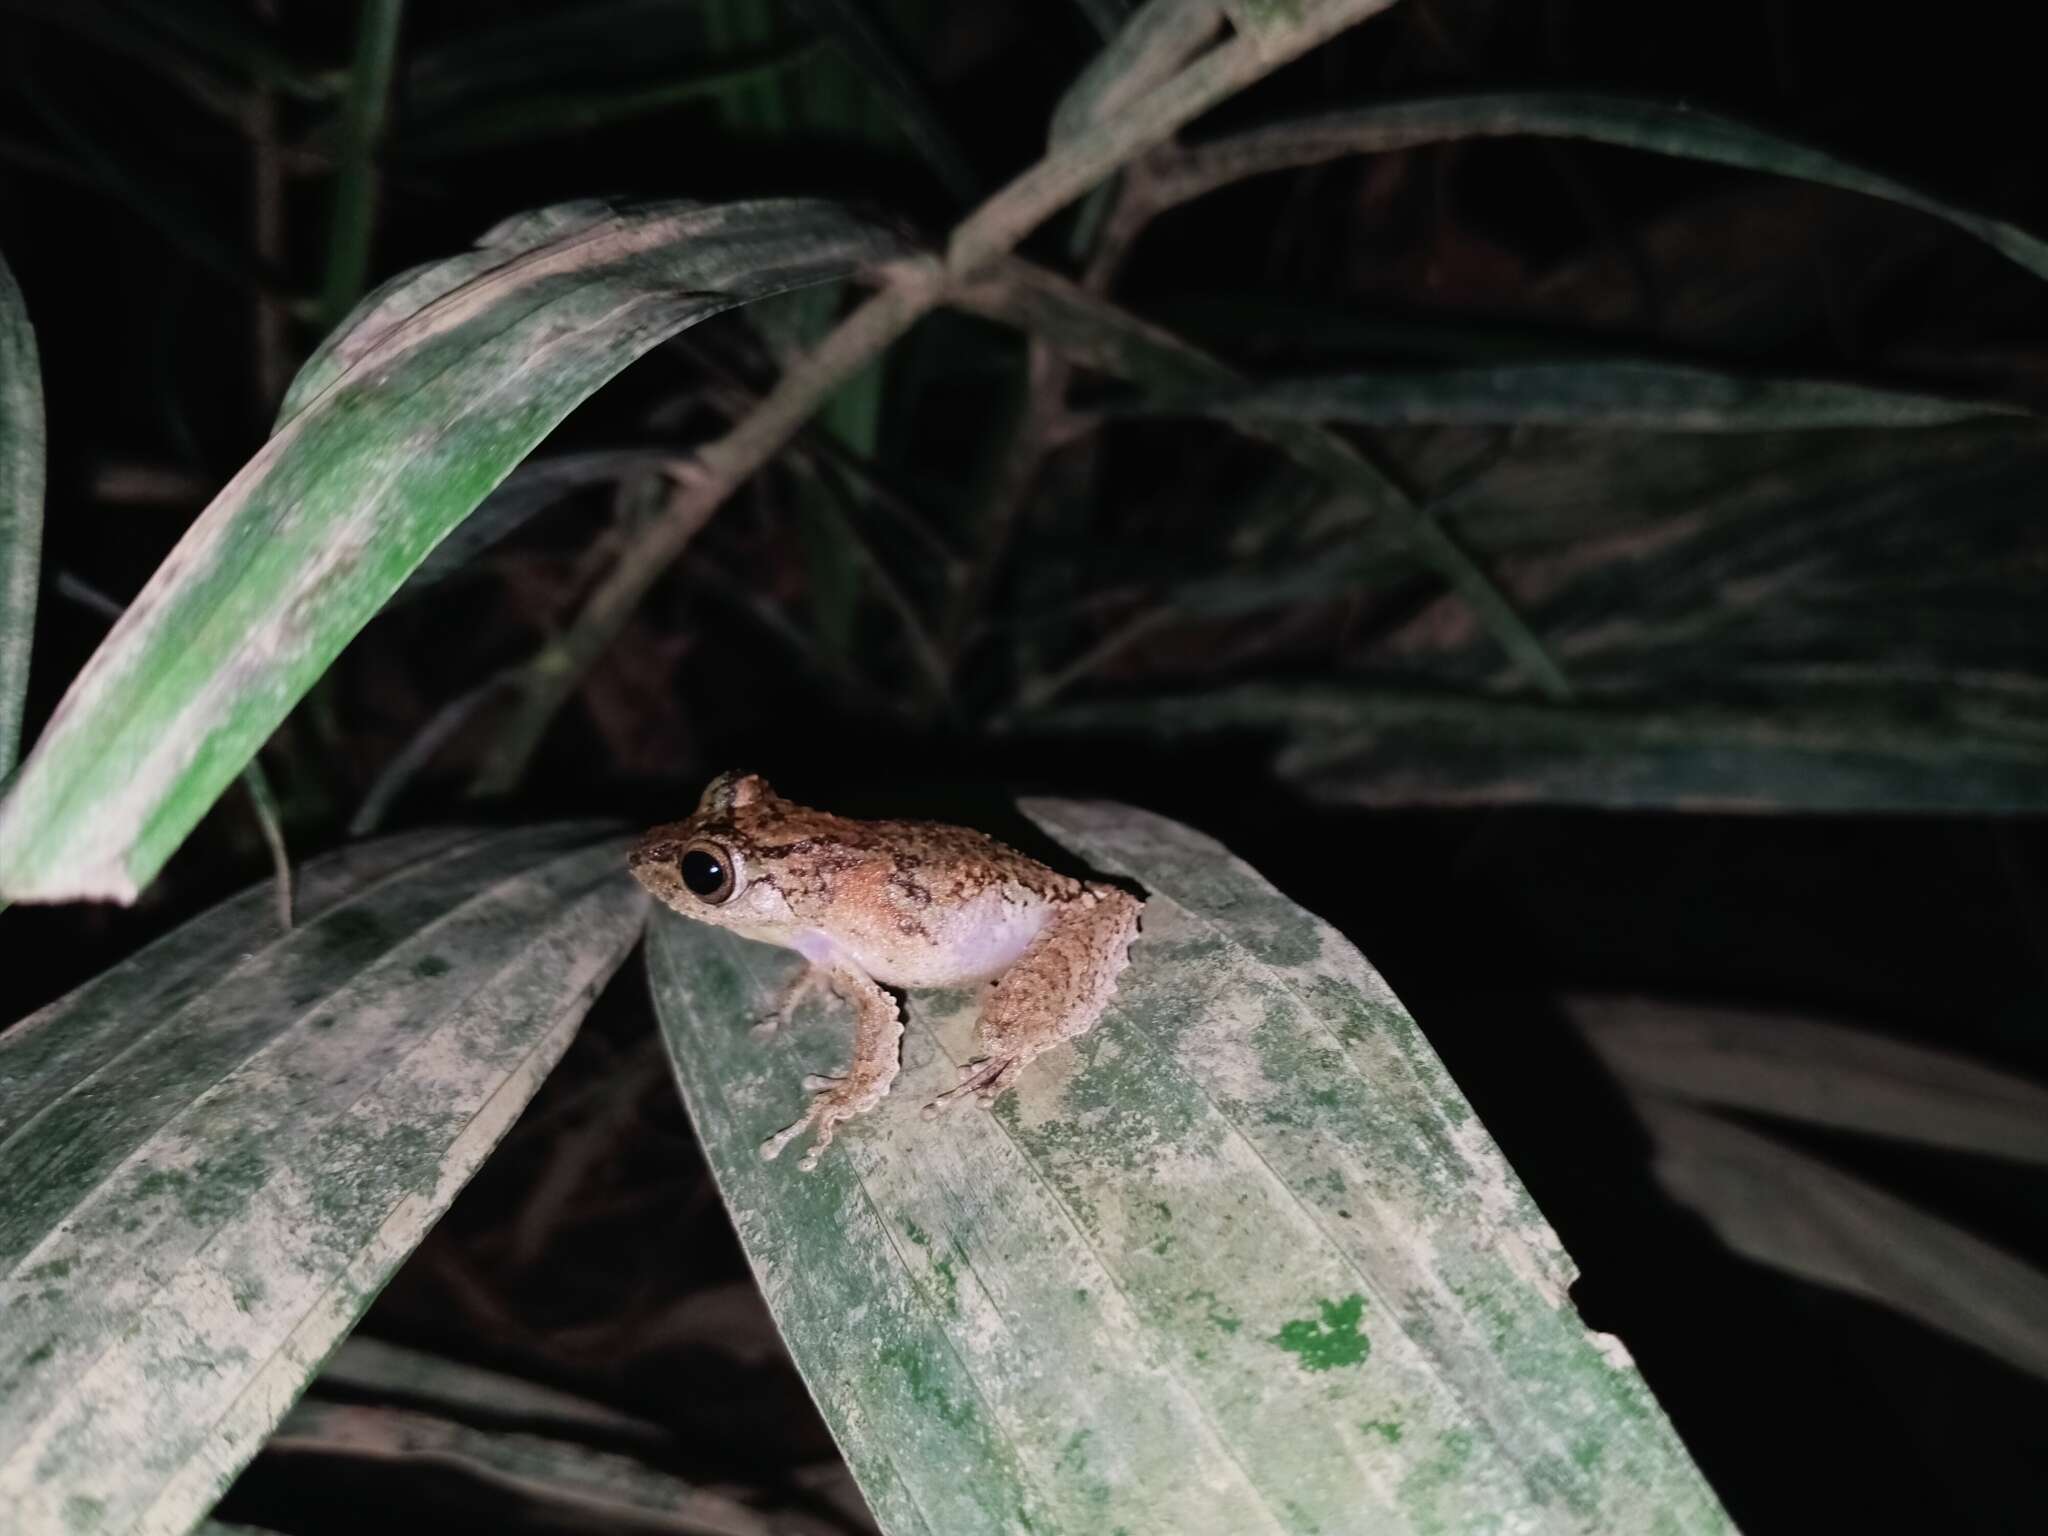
925, 887, 1142, 1116
760, 967, 904, 1171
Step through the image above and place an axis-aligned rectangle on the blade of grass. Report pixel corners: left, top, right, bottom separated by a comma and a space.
0, 198, 902, 903
317, 0, 404, 328
1124, 360, 2027, 431
954, 258, 1572, 697
1638, 1098, 2048, 1383
1569, 996, 2048, 1163
789, 0, 980, 205
400, 44, 820, 157
263, 1399, 787, 1535
0, 250, 43, 778
1151, 93, 2048, 285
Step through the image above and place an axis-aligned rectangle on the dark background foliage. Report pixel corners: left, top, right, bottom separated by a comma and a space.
3, 1, 2045, 1531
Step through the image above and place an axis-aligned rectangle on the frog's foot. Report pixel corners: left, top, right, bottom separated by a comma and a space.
754, 965, 835, 1039
760, 1071, 892, 1172
759, 968, 904, 1172
922, 1054, 1026, 1117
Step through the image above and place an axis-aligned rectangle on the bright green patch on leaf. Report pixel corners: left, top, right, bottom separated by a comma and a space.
1273, 1293, 1371, 1373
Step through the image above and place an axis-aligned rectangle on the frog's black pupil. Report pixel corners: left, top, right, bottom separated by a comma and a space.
680, 849, 727, 898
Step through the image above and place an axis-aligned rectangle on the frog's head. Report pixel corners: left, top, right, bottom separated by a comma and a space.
629, 772, 796, 932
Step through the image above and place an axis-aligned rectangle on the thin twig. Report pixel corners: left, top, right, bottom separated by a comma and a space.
239, 754, 294, 929
349, 669, 519, 836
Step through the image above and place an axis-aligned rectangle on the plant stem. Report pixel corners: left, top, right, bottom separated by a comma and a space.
318, 0, 403, 328
470, 0, 1403, 789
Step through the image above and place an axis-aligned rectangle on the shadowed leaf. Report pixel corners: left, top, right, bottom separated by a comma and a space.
1033, 682, 2048, 813
1637, 1099, 2048, 1384
1165, 93, 2048, 284
1571, 996, 2048, 1162
1127, 361, 2026, 432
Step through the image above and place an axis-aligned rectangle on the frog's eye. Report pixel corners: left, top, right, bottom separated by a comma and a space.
679, 841, 738, 904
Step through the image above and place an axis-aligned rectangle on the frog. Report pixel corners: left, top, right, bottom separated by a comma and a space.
630, 771, 1143, 1170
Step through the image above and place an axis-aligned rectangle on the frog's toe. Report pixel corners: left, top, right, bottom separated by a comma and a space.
924, 1055, 1014, 1116
759, 1114, 813, 1163
801, 1071, 845, 1093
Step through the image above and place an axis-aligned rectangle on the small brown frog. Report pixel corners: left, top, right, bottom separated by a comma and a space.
631, 772, 1142, 1170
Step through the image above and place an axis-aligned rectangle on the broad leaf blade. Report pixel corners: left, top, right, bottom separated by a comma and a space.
0, 247, 44, 776
0, 198, 900, 904
0, 824, 648, 1536
648, 798, 1732, 1535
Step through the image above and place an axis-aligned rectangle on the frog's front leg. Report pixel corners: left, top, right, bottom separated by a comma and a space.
754, 964, 840, 1039
926, 886, 1142, 1115
760, 965, 903, 1171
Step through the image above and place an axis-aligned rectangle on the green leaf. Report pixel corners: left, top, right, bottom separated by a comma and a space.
648, 797, 1732, 1535
317, 0, 404, 327
1167, 93, 2048, 284
1636, 1099, 2048, 1384
367, 0, 818, 156
0, 823, 648, 1534
1126, 360, 2027, 432
788, 0, 981, 205
0, 197, 900, 904
1571, 996, 2048, 1163
0, 248, 43, 777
